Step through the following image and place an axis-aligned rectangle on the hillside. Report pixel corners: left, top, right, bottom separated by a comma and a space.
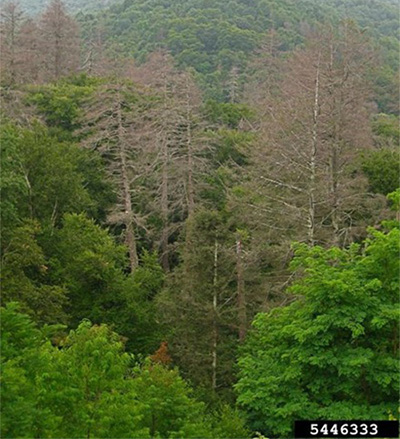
79, 0, 399, 107
317, 0, 399, 37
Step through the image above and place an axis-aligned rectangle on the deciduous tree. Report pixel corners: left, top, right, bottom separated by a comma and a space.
236, 223, 400, 437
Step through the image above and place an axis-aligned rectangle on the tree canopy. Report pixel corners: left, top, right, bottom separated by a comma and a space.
236, 224, 400, 437
0, 0, 398, 437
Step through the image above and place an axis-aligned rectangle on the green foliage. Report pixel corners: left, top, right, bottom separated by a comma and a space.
212, 129, 252, 165
0, 303, 61, 438
387, 189, 400, 211
362, 149, 399, 195
200, 128, 253, 211
122, 251, 165, 354
236, 227, 400, 437
210, 404, 251, 439
49, 321, 149, 438
2, 305, 236, 438
82, 0, 340, 100
48, 213, 129, 327
132, 362, 212, 438
1, 306, 150, 438
157, 209, 238, 391
78, 0, 399, 107
0, 122, 92, 227
45, 215, 164, 355
2, 0, 399, 433
361, 114, 399, 196
372, 114, 400, 139
0, 123, 28, 240
204, 100, 254, 128
27, 75, 98, 136
1, 221, 68, 325
0, 120, 114, 226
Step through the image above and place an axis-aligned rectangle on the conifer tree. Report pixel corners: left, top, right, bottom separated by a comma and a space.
82, 81, 151, 272
131, 51, 210, 270
39, 0, 80, 81
0, 1, 24, 85
245, 23, 386, 249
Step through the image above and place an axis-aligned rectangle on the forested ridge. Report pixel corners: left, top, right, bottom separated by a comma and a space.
0, 0, 399, 438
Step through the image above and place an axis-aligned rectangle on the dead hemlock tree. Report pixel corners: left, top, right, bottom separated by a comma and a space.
38, 0, 80, 82
244, 28, 282, 113
246, 22, 385, 250
17, 18, 41, 83
0, 1, 24, 85
82, 82, 152, 273
0, 4, 39, 119
80, 19, 119, 77
130, 51, 211, 271
0, 0, 80, 86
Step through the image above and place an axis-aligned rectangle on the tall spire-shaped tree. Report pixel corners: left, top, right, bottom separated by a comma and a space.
0, 1, 24, 85
39, 0, 80, 81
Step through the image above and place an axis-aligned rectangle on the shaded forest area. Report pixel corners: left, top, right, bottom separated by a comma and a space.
0, 0, 399, 437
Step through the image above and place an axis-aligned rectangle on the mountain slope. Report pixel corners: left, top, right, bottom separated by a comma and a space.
83, 0, 399, 107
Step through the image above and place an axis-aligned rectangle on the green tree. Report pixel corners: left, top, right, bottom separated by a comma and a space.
1, 304, 224, 438
210, 404, 250, 439
1, 221, 67, 325
371, 114, 400, 140
361, 114, 399, 196
121, 250, 165, 354
0, 121, 113, 228
157, 209, 239, 393
49, 213, 128, 327
362, 148, 399, 195
27, 75, 97, 136
0, 303, 61, 438
131, 361, 212, 438
0, 123, 28, 242
48, 214, 164, 355
0, 122, 92, 227
236, 225, 400, 437
49, 321, 149, 438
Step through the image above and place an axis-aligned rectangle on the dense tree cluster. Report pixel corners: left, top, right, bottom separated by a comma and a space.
0, 0, 399, 437
2, 304, 250, 438
237, 223, 400, 437
77, 0, 399, 110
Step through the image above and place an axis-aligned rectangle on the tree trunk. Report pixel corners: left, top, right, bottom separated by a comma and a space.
160, 71, 170, 271
330, 141, 340, 246
54, 31, 61, 79
150, 413, 157, 437
328, 43, 341, 247
308, 52, 321, 246
9, 8, 16, 85
212, 239, 218, 390
116, 95, 138, 272
186, 77, 195, 217
160, 136, 170, 271
236, 235, 247, 343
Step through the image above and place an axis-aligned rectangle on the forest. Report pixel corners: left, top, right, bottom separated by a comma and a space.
0, 0, 399, 438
